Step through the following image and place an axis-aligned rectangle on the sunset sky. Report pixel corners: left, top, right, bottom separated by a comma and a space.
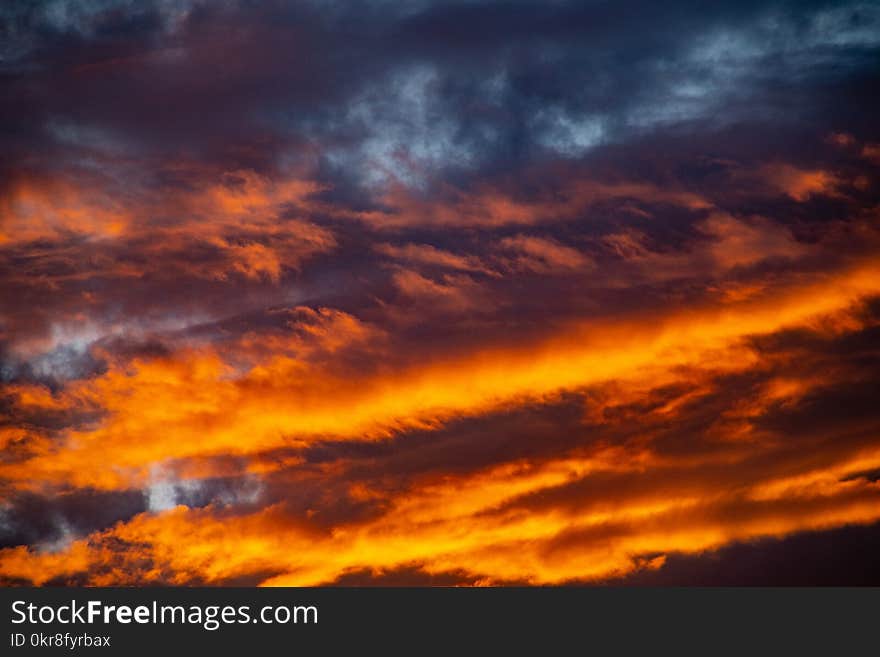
2, 0, 880, 586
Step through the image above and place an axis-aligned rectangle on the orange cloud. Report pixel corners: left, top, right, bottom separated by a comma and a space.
3, 258, 879, 492
353, 177, 711, 228
761, 164, 840, 201
390, 269, 486, 313
700, 213, 806, 269
861, 143, 880, 164
0, 168, 335, 283
3, 432, 879, 585
0, 176, 131, 245
498, 234, 593, 273
375, 242, 495, 275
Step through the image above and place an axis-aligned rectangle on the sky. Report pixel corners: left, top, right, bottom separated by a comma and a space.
1, 0, 880, 586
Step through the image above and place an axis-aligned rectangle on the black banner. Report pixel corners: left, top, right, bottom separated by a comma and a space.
1, 588, 877, 653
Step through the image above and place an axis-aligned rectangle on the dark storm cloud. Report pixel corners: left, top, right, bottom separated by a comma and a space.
2, 0, 878, 182
0, 488, 145, 549
611, 520, 880, 585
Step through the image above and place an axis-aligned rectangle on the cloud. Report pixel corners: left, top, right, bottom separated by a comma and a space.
375, 242, 495, 275
2, 0, 880, 586
390, 269, 485, 313
498, 235, 593, 274
3, 257, 879, 492
760, 164, 842, 202
699, 213, 807, 269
